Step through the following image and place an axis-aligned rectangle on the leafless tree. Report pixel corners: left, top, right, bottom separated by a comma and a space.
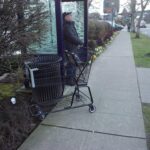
0, 0, 49, 57
127, 0, 150, 37
88, 0, 93, 8
136, 0, 150, 38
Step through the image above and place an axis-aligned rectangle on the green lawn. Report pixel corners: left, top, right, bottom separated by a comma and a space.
131, 33, 150, 148
143, 104, 150, 133
130, 33, 150, 68
143, 104, 150, 149
0, 83, 20, 100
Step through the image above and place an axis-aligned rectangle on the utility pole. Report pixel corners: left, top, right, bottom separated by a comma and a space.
111, 2, 115, 26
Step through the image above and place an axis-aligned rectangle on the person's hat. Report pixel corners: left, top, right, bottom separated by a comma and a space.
63, 12, 72, 19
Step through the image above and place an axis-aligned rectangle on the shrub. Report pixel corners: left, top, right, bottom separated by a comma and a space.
0, 56, 22, 76
88, 19, 113, 49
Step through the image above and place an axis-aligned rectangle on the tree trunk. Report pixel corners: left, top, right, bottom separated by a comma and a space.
131, 13, 136, 32
136, 27, 140, 38
136, 10, 144, 38
88, 0, 93, 8
17, 0, 27, 55
130, 0, 136, 32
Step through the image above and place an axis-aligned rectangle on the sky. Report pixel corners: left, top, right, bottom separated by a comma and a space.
90, 0, 128, 14
91, 0, 150, 15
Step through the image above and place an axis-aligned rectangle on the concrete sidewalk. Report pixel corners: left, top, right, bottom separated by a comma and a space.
137, 68, 150, 103
19, 31, 147, 150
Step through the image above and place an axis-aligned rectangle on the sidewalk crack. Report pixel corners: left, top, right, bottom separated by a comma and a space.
41, 123, 146, 140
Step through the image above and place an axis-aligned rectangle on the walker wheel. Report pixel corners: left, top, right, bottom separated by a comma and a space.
89, 105, 96, 113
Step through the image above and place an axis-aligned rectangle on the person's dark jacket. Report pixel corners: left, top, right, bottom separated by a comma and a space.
63, 21, 83, 52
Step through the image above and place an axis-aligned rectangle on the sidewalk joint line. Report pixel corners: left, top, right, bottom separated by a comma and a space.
97, 111, 143, 118
101, 56, 133, 58
134, 65, 147, 138
135, 67, 143, 104
41, 123, 146, 140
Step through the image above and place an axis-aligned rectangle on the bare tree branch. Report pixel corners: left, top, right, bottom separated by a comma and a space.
136, 0, 150, 38
0, 0, 49, 57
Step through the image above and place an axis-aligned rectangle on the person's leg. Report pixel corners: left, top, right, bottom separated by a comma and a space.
66, 63, 76, 86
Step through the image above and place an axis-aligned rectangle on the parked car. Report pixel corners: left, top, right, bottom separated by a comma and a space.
140, 20, 146, 28
114, 23, 124, 31
106, 21, 124, 31
135, 19, 147, 28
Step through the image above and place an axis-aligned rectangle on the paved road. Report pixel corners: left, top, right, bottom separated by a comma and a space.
141, 24, 150, 37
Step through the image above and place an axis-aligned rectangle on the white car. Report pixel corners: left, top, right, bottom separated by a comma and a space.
135, 19, 146, 28
140, 20, 146, 28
